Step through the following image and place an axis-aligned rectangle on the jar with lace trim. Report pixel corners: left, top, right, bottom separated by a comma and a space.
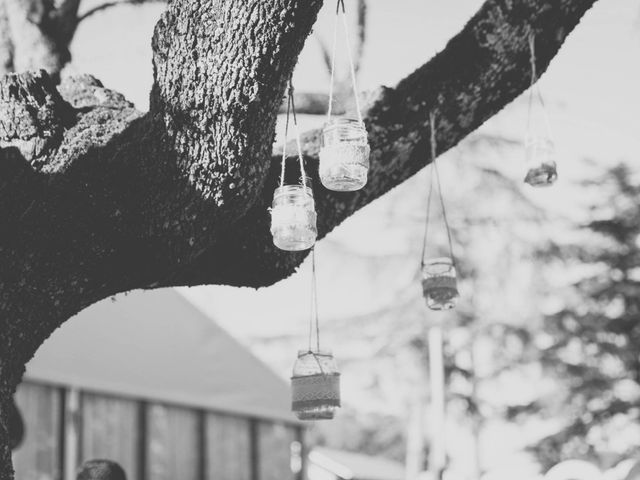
319, 118, 370, 191
291, 350, 340, 420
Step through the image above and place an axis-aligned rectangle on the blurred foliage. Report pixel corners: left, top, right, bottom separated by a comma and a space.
523, 164, 640, 470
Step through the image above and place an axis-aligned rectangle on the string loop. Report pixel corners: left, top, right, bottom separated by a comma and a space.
420, 112, 456, 267
308, 247, 321, 353
526, 29, 552, 139
327, 0, 363, 123
280, 78, 309, 194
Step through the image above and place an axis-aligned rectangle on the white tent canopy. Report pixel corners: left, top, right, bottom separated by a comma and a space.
24, 288, 297, 424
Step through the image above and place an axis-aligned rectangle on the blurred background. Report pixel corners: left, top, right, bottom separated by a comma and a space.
11, 1, 640, 480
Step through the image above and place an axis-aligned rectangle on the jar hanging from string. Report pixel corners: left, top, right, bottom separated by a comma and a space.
270, 82, 318, 252
523, 30, 557, 187
319, 0, 370, 192
420, 112, 459, 311
291, 248, 341, 420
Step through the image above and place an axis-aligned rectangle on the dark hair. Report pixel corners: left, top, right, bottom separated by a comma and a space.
76, 459, 127, 480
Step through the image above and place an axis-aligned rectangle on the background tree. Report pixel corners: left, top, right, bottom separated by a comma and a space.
0, 0, 599, 478
519, 164, 640, 470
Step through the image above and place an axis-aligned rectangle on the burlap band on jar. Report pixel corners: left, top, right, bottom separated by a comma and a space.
422, 275, 457, 294
291, 373, 341, 410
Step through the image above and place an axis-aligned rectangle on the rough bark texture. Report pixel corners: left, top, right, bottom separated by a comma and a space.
0, 0, 598, 478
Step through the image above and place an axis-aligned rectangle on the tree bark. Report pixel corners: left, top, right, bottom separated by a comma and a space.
0, 0, 598, 478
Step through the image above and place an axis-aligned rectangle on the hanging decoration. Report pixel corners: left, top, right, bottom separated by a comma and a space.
420, 112, 459, 311
291, 248, 341, 421
319, 0, 370, 192
523, 29, 558, 187
270, 81, 318, 252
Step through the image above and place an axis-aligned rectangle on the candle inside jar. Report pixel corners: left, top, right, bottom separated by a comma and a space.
422, 276, 459, 311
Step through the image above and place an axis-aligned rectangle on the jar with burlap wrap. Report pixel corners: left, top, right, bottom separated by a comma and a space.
291, 350, 340, 420
421, 257, 459, 311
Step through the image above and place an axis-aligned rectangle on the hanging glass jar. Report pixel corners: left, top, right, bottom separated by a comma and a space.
291, 248, 340, 420
319, 118, 370, 191
270, 80, 317, 251
320, 0, 369, 192
523, 30, 557, 187
524, 135, 557, 187
420, 112, 460, 311
270, 180, 317, 251
291, 350, 341, 420
421, 257, 459, 311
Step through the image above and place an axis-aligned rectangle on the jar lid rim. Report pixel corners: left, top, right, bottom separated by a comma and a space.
423, 256, 454, 264
273, 184, 314, 196
324, 117, 366, 127
297, 349, 333, 357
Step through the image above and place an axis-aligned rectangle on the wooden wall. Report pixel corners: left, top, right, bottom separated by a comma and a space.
206, 413, 251, 480
12, 383, 62, 480
82, 393, 140, 479
12, 381, 303, 480
147, 404, 199, 480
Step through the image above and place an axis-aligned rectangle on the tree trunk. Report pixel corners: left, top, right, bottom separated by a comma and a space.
0, 1, 598, 477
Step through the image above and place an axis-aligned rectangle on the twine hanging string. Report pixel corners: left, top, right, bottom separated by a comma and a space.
420, 112, 456, 267
308, 247, 321, 353
279, 87, 292, 188
280, 79, 309, 193
526, 29, 552, 139
326, 0, 364, 124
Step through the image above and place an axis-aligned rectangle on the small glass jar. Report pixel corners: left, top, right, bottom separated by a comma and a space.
524, 135, 557, 187
422, 257, 459, 311
319, 118, 370, 191
291, 350, 340, 420
270, 183, 317, 251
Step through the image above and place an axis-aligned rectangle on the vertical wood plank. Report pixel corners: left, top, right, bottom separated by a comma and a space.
137, 401, 148, 480
258, 422, 296, 480
206, 413, 251, 480
12, 382, 62, 480
197, 410, 206, 480
81, 393, 139, 479
57, 388, 66, 480
147, 404, 199, 480
250, 419, 259, 480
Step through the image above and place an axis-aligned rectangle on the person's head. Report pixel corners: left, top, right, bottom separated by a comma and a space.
76, 459, 127, 480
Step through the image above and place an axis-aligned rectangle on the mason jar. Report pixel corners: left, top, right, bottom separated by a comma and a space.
524, 135, 557, 187
421, 257, 459, 311
319, 118, 370, 192
291, 350, 340, 420
270, 183, 317, 251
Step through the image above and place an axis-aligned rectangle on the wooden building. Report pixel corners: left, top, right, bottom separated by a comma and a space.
12, 289, 304, 480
